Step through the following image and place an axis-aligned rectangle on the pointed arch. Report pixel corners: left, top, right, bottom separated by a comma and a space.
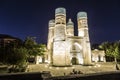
70, 42, 83, 65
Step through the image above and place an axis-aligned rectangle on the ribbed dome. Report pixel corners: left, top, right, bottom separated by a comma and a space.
55, 7, 66, 15
67, 19, 74, 27
77, 12, 87, 19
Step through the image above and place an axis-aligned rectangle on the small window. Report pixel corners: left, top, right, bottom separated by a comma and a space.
56, 22, 60, 24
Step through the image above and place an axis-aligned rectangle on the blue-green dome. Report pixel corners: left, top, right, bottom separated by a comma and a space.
67, 19, 74, 27
49, 19, 55, 24
77, 12, 87, 19
55, 7, 66, 15
49, 19, 55, 27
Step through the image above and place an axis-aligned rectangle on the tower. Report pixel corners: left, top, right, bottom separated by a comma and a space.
54, 7, 66, 41
77, 12, 91, 65
47, 19, 55, 64
52, 7, 71, 66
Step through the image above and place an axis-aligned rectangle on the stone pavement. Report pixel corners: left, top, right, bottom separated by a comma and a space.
28, 62, 119, 76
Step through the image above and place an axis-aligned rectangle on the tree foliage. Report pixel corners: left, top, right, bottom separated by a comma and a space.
6, 47, 28, 66
24, 37, 46, 57
100, 41, 120, 63
0, 40, 24, 64
0, 40, 29, 72
0, 36, 46, 67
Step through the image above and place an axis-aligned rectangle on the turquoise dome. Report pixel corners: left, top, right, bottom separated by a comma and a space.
77, 12, 87, 19
49, 19, 55, 27
55, 7, 66, 15
67, 19, 74, 27
49, 19, 55, 24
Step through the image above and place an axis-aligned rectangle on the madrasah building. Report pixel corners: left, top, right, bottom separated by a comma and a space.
43, 7, 105, 66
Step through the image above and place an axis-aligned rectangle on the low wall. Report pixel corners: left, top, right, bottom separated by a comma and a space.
0, 71, 120, 80
46, 71, 120, 80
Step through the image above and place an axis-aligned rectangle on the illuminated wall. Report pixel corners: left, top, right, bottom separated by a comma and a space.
47, 7, 92, 66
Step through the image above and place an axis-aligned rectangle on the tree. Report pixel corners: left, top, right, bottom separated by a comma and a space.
106, 42, 120, 63
99, 41, 110, 53
0, 47, 6, 63
7, 47, 28, 72
0, 39, 24, 64
36, 44, 46, 56
0, 39, 29, 72
24, 37, 36, 56
24, 37, 46, 63
100, 41, 120, 63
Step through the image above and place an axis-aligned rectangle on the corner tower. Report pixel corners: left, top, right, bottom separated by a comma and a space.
53, 7, 71, 66
47, 19, 55, 64
47, 19, 55, 50
77, 12, 91, 65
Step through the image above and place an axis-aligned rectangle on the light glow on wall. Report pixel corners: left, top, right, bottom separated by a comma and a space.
78, 30, 84, 37
64, 67, 67, 70
56, 67, 59, 70
74, 42, 82, 50
49, 67, 52, 69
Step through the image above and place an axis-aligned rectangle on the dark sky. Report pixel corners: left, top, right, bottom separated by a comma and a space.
0, 0, 120, 44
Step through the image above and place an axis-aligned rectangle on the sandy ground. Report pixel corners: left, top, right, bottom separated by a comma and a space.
28, 62, 119, 76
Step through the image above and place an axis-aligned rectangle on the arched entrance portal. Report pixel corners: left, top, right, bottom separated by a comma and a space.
70, 42, 83, 65
71, 57, 79, 65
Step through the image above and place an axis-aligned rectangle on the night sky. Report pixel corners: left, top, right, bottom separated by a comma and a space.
0, 0, 120, 45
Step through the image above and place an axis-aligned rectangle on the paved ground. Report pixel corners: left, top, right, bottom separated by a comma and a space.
28, 62, 120, 76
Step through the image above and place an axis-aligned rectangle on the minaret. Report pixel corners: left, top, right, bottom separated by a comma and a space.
47, 19, 55, 64
47, 19, 55, 50
52, 7, 71, 66
66, 19, 74, 37
77, 12, 91, 65
54, 7, 66, 41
